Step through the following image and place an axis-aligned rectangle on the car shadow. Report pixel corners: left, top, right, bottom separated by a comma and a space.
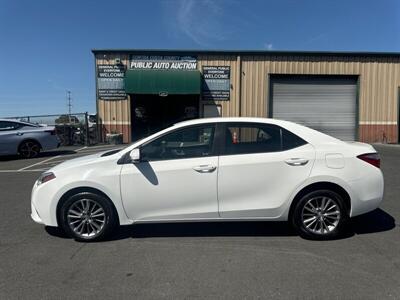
45, 208, 396, 242
0, 150, 76, 161
45, 226, 69, 238
111, 208, 396, 241
44, 221, 296, 241
113, 221, 296, 240
349, 208, 396, 235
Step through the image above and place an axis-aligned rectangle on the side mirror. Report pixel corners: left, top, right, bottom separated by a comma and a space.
129, 148, 141, 163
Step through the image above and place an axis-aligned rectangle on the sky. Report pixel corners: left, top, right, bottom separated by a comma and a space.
0, 0, 399, 117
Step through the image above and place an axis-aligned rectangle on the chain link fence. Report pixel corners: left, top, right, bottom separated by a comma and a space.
5, 113, 99, 146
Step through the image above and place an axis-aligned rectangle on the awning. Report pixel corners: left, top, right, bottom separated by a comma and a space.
125, 69, 201, 95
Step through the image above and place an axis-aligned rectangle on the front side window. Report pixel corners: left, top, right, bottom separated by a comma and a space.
0, 121, 21, 131
141, 124, 215, 161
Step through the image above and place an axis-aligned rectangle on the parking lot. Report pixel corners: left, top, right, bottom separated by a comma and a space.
0, 144, 399, 299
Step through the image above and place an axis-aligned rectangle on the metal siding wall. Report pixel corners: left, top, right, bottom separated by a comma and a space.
239, 55, 400, 142
96, 52, 400, 143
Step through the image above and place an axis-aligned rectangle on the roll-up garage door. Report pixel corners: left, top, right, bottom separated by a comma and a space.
271, 77, 357, 141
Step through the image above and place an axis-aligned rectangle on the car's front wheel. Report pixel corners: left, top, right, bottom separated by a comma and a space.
292, 190, 348, 240
59, 192, 117, 242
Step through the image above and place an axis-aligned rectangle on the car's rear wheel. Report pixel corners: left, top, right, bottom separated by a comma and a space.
292, 190, 348, 240
59, 192, 117, 242
19, 140, 40, 158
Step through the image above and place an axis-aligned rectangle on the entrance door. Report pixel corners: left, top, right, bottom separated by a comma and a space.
131, 94, 199, 141
120, 123, 219, 221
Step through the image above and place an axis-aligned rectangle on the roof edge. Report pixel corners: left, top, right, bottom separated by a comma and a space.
91, 48, 400, 58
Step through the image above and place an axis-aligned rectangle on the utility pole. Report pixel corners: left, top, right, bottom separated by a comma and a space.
66, 90, 72, 123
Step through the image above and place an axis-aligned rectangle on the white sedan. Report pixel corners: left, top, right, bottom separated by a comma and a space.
31, 118, 384, 241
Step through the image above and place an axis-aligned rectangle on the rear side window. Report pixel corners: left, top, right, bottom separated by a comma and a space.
222, 123, 307, 155
282, 128, 307, 150
224, 123, 282, 155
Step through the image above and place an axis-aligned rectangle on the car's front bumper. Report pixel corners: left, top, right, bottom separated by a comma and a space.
30, 179, 59, 227
31, 201, 44, 224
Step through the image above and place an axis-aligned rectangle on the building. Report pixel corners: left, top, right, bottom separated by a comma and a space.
92, 49, 400, 144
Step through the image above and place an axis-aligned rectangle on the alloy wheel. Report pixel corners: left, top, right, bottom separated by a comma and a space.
301, 196, 341, 235
20, 141, 40, 158
67, 199, 106, 238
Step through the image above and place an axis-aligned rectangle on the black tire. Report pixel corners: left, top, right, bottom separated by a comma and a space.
18, 140, 41, 158
59, 192, 118, 242
291, 190, 349, 240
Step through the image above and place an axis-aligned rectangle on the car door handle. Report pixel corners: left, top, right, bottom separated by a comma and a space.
16, 132, 23, 136
285, 158, 309, 166
193, 165, 217, 173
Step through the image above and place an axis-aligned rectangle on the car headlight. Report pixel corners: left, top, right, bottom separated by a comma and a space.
37, 172, 56, 186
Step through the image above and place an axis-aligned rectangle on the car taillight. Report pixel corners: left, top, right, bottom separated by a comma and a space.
45, 130, 56, 135
357, 153, 380, 168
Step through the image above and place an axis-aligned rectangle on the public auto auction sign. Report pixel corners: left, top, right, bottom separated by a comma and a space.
129, 55, 197, 70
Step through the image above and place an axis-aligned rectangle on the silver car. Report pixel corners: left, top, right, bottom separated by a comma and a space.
0, 119, 60, 158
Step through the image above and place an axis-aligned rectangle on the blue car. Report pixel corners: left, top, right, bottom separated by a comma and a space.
0, 119, 60, 158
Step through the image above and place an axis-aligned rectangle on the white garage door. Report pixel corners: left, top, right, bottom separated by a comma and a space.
272, 77, 357, 141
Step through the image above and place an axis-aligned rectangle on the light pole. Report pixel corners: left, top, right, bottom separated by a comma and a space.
66, 90, 72, 123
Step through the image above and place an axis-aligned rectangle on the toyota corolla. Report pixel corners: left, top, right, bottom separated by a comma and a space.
31, 118, 384, 241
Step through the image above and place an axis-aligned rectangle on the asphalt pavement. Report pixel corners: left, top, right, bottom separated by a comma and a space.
0, 144, 399, 299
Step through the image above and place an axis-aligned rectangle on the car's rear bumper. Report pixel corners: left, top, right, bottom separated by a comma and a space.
40, 136, 60, 151
349, 169, 384, 217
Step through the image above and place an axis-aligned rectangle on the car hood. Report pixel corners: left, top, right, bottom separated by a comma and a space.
50, 149, 121, 172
